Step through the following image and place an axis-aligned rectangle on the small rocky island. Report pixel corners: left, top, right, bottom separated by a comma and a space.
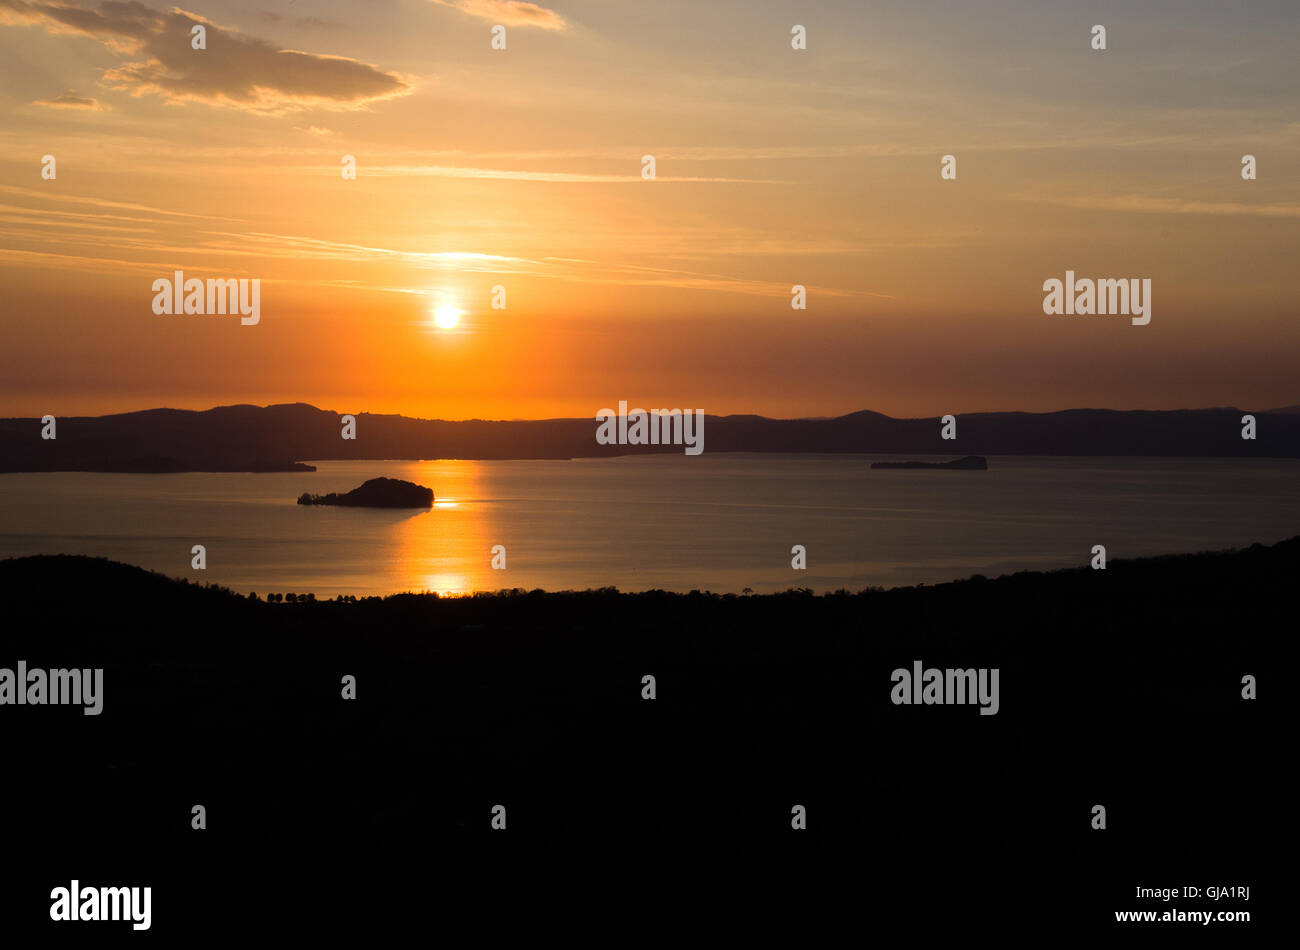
297, 476, 434, 508
871, 455, 988, 471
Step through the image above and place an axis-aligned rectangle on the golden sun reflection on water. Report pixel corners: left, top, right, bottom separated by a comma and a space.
394, 462, 497, 594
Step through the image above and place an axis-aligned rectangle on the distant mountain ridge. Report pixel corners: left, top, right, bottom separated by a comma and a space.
2, 402, 1299, 472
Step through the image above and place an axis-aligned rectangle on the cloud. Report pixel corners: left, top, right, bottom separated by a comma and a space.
429, 0, 566, 31
0, 246, 173, 275
1014, 192, 1300, 219
0, 0, 411, 114
260, 12, 341, 30
32, 90, 103, 110
353, 165, 792, 184
0, 185, 242, 221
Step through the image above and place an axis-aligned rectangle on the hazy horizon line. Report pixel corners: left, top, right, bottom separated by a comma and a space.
5, 399, 1298, 425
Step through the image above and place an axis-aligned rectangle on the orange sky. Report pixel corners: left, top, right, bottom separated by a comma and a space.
2, 0, 1298, 419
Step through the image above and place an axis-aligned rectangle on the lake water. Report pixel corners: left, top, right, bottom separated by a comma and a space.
1, 455, 1298, 596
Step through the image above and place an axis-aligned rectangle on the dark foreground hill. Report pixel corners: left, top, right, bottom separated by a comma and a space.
3, 402, 1300, 470
0, 542, 1281, 936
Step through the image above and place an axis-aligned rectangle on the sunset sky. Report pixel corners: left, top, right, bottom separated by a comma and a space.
1, 0, 1298, 420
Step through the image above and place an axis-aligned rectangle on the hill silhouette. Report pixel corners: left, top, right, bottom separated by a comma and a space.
2, 402, 1299, 471
0, 537, 1280, 935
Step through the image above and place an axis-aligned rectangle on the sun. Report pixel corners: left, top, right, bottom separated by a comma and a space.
433, 304, 461, 329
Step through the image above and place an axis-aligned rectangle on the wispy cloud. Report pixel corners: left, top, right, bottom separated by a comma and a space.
350, 165, 793, 184
193, 233, 892, 300
198, 231, 541, 270
32, 90, 103, 110
0, 205, 153, 234
0, 220, 893, 304
259, 12, 343, 31
1015, 192, 1300, 219
0, 0, 411, 114
0, 246, 172, 275
549, 259, 894, 301
429, 0, 566, 31
0, 185, 242, 221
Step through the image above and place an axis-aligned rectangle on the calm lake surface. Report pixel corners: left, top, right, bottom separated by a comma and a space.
2, 455, 1298, 596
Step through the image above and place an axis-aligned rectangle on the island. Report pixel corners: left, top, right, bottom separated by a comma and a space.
871, 455, 988, 470
297, 476, 434, 508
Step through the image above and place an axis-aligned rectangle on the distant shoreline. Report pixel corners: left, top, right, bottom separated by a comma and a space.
4, 402, 1300, 472
5, 452, 1300, 475
3, 534, 1295, 600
